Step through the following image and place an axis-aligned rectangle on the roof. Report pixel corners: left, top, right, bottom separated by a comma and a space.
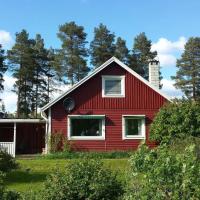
0, 119, 46, 123
41, 57, 171, 111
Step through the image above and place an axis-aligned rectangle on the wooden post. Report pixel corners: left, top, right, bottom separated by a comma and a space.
13, 122, 16, 157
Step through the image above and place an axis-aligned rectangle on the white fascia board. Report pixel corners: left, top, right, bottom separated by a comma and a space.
41, 57, 171, 112
0, 119, 46, 123
41, 57, 116, 111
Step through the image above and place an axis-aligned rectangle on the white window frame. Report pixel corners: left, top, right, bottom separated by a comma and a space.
67, 115, 105, 140
122, 115, 146, 140
102, 75, 125, 97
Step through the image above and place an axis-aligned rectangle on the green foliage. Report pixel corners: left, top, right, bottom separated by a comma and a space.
150, 100, 200, 144
5, 158, 128, 193
128, 32, 157, 80
7, 29, 36, 117
40, 159, 123, 200
32, 34, 57, 115
0, 171, 21, 200
90, 23, 115, 68
172, 37, 200, 100
49, 132, 72, 153
114, 37, 129, 64
125, 144, 200, 200
0, 172, 5, 199
57, 21, 89, 85
44, 151, 132, 159
2, 190, 21, 200
7, 30, 57, 118
0, 44, 7, 92
0, 150, 18, 173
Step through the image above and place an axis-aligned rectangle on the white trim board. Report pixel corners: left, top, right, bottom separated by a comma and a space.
102, 75, 125, 98
122, 115, 146, 140
67, 115, 105, 140
41, 57, 171, 112
0, 119, 46, 123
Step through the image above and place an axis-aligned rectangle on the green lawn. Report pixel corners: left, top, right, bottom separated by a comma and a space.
5, 158, 129, 192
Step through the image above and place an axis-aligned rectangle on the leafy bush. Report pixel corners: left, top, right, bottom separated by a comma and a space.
0, 150, 18, 173
0, 172, 21, 200
40, 159, 123, 200
44, 151, 131, 159
49, 132, 72, 153
150, 100, 200, 144
124, 144, 200, 199
0, 172, 5, 199
2, 190, 21, 200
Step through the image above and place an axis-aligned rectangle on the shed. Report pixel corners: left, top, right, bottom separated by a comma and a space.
0, 119, 46, 157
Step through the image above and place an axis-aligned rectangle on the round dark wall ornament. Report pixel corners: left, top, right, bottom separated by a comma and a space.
63, 97, 75, 113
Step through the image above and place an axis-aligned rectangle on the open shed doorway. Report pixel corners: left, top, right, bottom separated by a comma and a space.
0, 119, 46, 156
16, 123, 45, 154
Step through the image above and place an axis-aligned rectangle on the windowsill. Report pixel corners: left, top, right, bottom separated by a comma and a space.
102, 94, 125, 98
68, 136, 105, 140
122, 136, 145, 140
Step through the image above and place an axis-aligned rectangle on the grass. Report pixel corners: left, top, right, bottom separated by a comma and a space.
5, 158, 129, 192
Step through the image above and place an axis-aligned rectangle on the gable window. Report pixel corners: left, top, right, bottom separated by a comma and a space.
68, 115, 105, 140
102, 76, 125, 97
122, 115, 145, 139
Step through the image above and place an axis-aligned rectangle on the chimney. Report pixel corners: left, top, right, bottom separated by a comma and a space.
149, 60, 160, 89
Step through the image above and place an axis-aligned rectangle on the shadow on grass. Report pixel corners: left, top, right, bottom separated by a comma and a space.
5, 170, 48, 185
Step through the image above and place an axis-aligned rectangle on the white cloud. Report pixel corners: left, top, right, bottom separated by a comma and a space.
158, 54, 177, 67
152, 37, 186, 54
0, 75, 17, 113
0, 74, 72, 113
161, 79, 183, 98
151, 37, 187, 68
0, 30, 13, 49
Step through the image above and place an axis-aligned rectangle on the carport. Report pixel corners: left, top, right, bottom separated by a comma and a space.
0, 119, 46, 157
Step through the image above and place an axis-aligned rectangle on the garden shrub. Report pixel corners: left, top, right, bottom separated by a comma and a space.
0, 172, 5, 199
0, 150, 18, 173
40, 159, 123, 200
44, 151, 131, 159
0, 172, 21, 200
150, 100, 200, 144
49, 132, 72, 153
124, 144, 200, 200
2, 190, 21, 200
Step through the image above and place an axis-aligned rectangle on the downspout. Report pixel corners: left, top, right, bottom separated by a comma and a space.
13, 122, 16, 158
41, 110, 48, 154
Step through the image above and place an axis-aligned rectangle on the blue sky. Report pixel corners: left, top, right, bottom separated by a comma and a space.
1, 0, 200, 112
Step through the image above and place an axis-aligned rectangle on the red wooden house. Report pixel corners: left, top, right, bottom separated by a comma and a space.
41, 57, 170, 152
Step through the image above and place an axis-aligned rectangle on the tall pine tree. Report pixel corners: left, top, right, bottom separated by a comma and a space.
90, 23, 115, 68
7, 30, 35, 117
32, 34, 54, 116
129, 32, 157, 80
114, 37, 129, 64
172, 37, 200, 100
0, 44, 7, 93
57, 21, 89, 85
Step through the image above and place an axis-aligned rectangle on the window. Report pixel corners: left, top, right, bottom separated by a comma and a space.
68, 115, 105, 140
102, 76, 125, 97
122, 115, 145, 139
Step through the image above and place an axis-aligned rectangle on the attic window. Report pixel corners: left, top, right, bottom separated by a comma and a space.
102, 76, 125, 97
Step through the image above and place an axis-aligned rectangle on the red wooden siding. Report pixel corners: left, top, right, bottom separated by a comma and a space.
51, 62, 167, 151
